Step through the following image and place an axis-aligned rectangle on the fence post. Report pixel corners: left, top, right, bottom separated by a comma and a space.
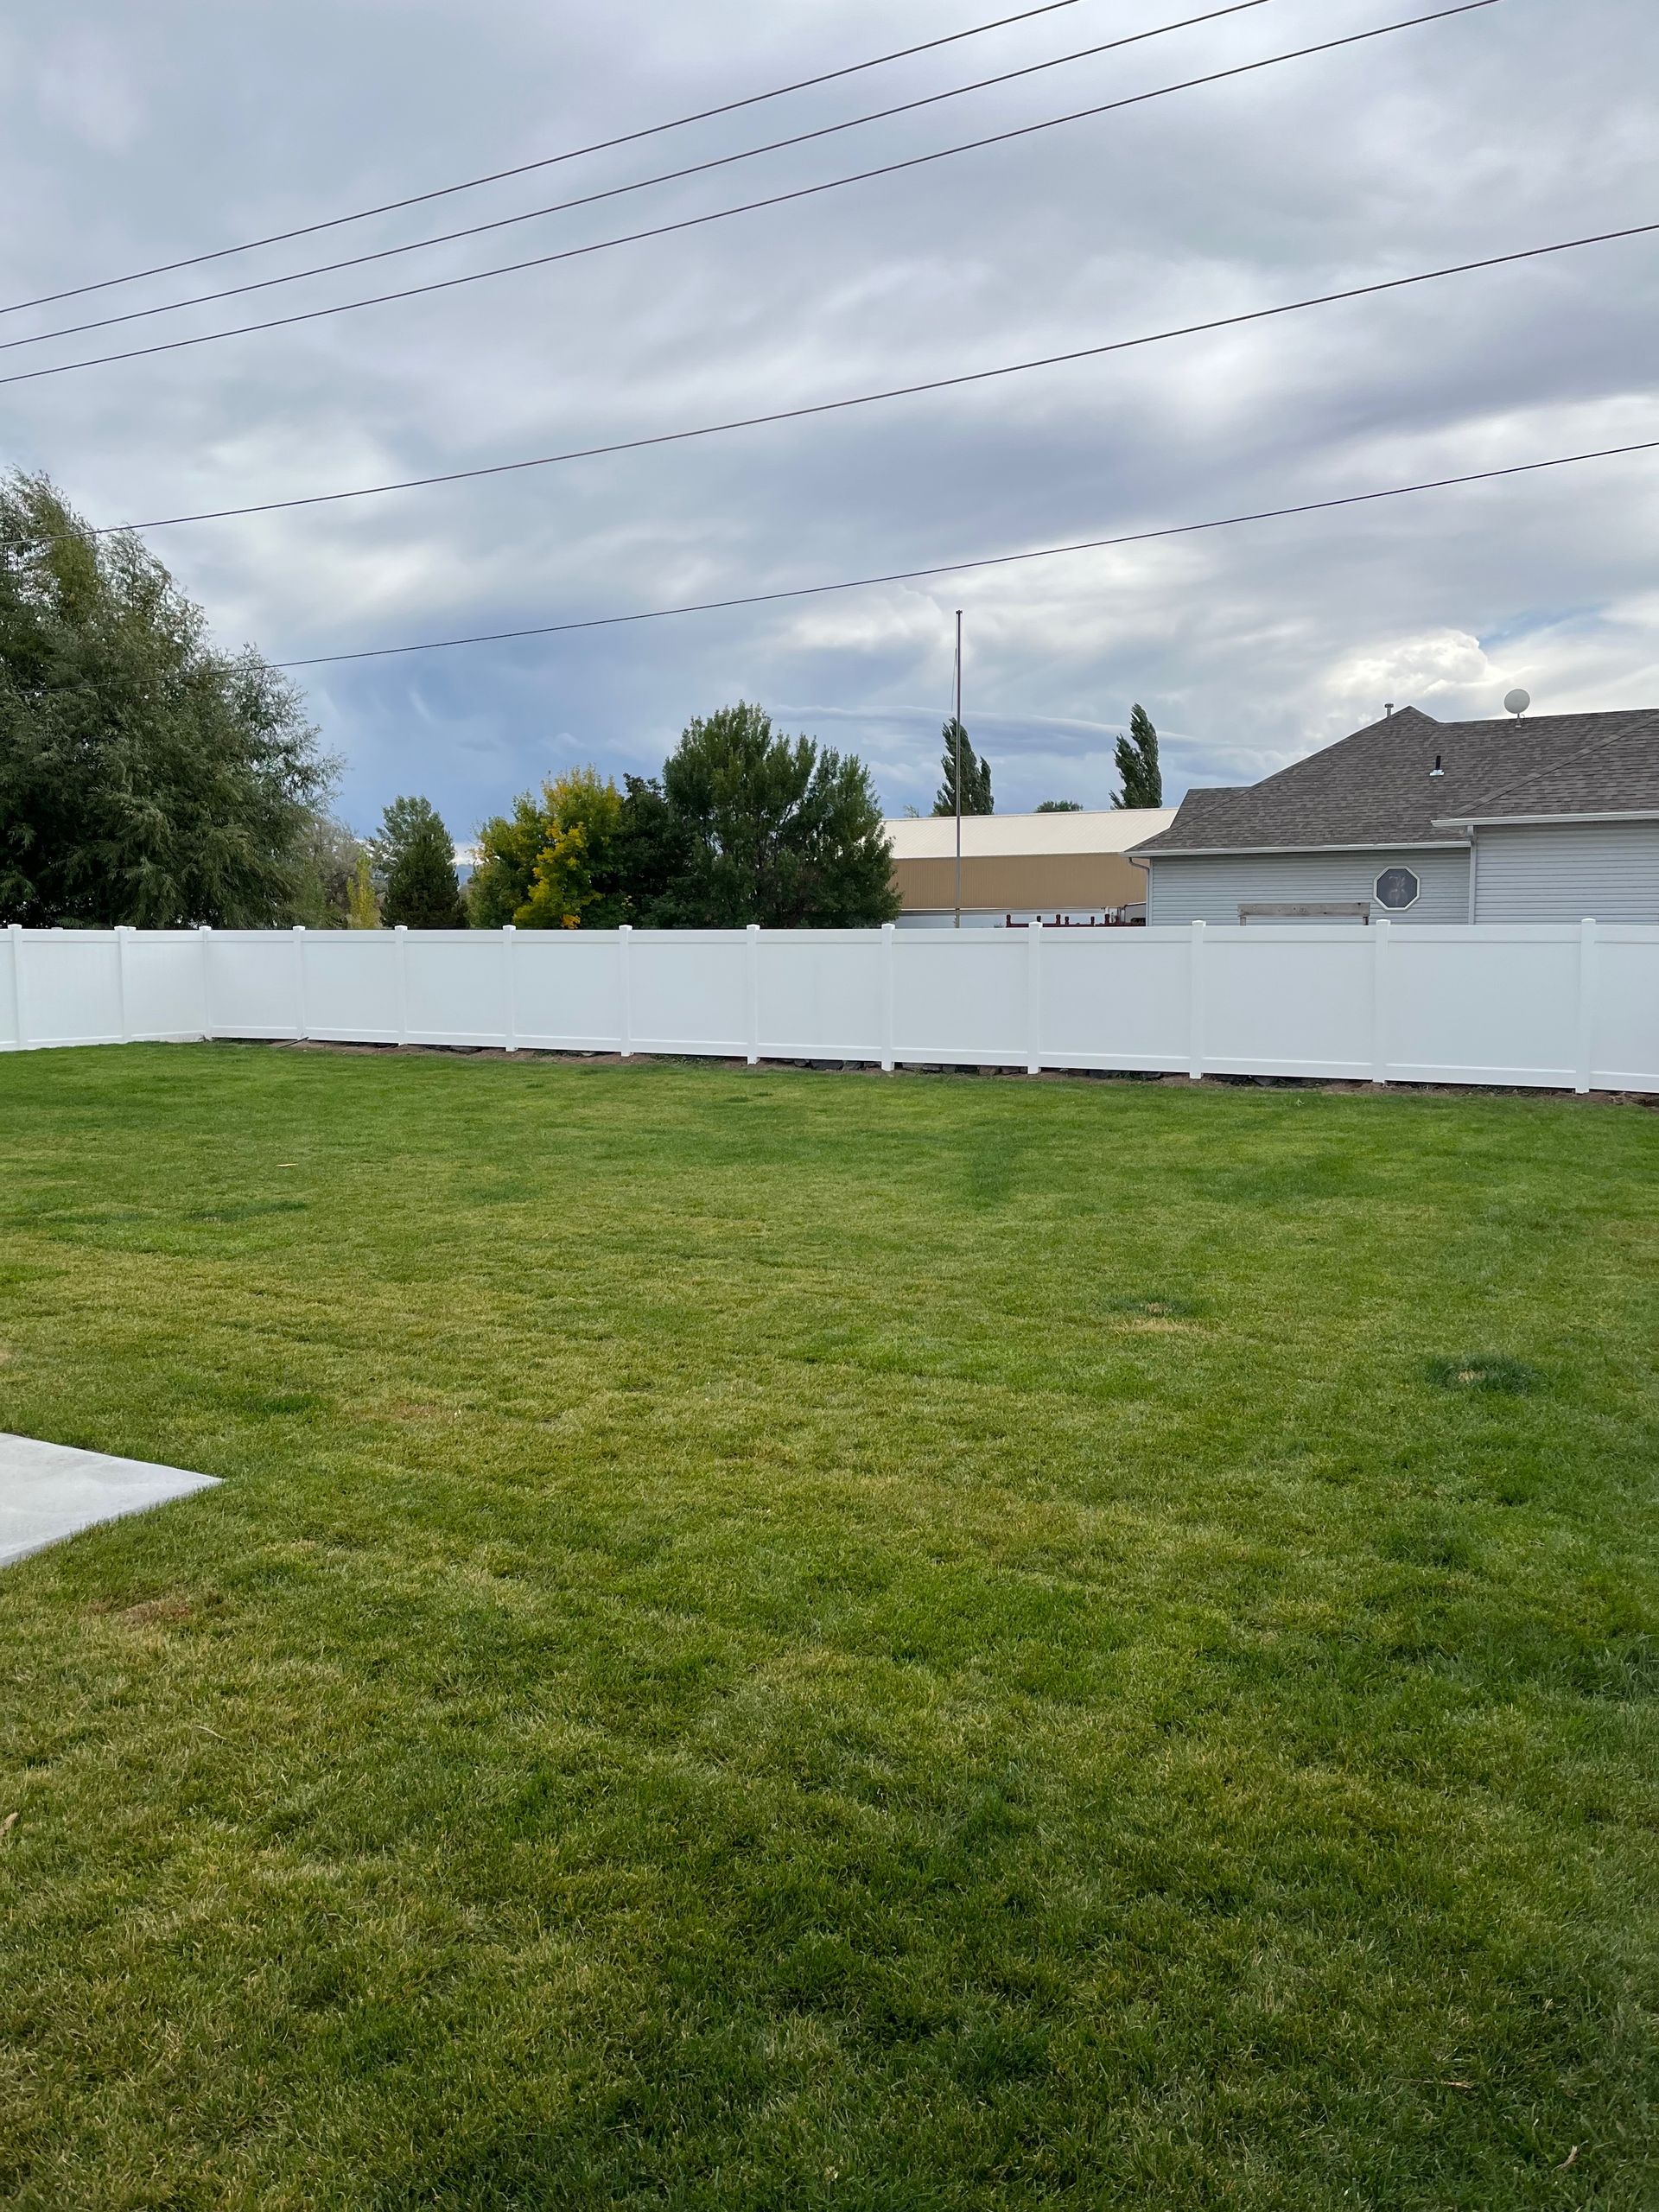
197, 925, 213, 1041
1370, 918, 1391, 1085
115, 925, 130, 1044
746, 925, 760, 1066
1027, 918, 1044, 1076
618, 925, 633, 1058
5, 925, 24, 1052
880, 923, 896, 1071
1576, 917, 1598, 1095
395, 925, 410, 1047
292, 925, 307, 1040
502, 925, 517, 1052
1187, 921, 1205, 1081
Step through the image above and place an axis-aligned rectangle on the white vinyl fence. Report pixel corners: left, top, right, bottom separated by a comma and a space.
3, 920, 1656, 1094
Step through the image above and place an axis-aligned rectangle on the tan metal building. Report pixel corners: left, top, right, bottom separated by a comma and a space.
886, 807, 1178, 923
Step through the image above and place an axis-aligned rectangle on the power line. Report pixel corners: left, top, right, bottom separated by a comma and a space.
0, 0, 1087, 320
1, 3, 1499, 391
5, 2, 1275, 357
270, 438, 1659, 669
106, 220, 1659, 535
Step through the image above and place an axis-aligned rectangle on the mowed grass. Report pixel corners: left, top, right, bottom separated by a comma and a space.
0, 1046, 1656, 2211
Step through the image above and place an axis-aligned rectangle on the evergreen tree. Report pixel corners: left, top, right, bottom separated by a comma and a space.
931, 718, 993, 817
1112, 704, 1163, 810
609, 774, 695, 924
1035, 799, 1083, 812
378, 795, 465, 927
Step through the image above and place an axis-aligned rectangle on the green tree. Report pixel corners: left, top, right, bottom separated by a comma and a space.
931, 718, 992, 817
0, 470, 333, 925
658, 702, 899, 927
467, 789, 548, 928
377, 795, 465, 928
1112, 704, 1163, 810
1035, 799, 1083, 812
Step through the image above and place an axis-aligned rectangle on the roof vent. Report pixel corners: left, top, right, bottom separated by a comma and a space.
1504, 688, 1531, 720
1429, 753, 1445, 779
1384, 702, 1395, 718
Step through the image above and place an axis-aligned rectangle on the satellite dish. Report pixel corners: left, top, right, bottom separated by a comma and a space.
1504, 688, 1531, 720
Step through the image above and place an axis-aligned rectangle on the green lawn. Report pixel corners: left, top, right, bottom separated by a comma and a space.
0, 1046, 1655, 2210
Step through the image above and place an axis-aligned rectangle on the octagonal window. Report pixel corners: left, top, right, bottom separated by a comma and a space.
1375, 866, 1420, 912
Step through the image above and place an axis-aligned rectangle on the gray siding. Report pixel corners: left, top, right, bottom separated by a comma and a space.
1146, 847, 1471, 926
1473, 821, 1659, 924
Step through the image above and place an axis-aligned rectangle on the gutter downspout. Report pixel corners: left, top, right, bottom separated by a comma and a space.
1127, 854, 1151, 922
1465, 826, 1478, 924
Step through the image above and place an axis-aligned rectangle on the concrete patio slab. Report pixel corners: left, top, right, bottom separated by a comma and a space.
0, 1433, 219, 1568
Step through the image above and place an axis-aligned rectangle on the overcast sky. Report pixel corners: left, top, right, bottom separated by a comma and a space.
2, 0, 1655, 834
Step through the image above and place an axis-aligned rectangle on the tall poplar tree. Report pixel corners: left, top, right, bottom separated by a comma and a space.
1112, 705, 1163, 809
931, 719, 993, 817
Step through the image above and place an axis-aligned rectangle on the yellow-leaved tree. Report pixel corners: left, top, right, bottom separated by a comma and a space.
470, 768, 626, 929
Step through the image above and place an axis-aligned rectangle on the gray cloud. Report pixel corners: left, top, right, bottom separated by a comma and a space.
3, 0, 1656, 837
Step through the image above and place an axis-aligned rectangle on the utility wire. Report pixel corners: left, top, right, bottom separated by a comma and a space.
5, 1, 1275, 356
0, 3, 1499, 391
270, 438, 1659, 669
0, 0, 1088, 319
107, 220, 1659, 534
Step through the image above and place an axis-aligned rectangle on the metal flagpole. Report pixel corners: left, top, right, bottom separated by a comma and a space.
953, 608, 963, 929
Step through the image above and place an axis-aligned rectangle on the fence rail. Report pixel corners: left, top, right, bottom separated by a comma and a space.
3, 920, 1656, 1094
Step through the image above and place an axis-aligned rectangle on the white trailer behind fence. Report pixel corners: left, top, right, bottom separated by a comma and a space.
2, 921, 1656, 1094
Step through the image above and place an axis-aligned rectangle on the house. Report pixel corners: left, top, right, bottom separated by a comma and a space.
1129, 705, 1659, 925
886, 805, 1177, 926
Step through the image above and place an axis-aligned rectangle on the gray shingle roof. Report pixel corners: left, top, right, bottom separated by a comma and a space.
1133, 708, 1659, 855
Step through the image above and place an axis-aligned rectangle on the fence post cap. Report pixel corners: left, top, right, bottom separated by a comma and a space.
395, 924, 408, 934
502, 924, 515, 934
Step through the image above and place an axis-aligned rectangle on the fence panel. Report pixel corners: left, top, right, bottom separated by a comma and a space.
6, 931, 122, 1047
508, 931, 625, 1052
1592, 927, 1659, 1091
629, 931, 748, 1057
207, 931, 302, 1039
303, 931, 402, 1045
1201, 926, 1376, 1079
891, 929, 1029, 1065
402, 930, 511, 1046
1385, 926, 1580, 1086
755, 929, 887, 1062
123, 931, 207, 1040
1038, 928, 1192, 1071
